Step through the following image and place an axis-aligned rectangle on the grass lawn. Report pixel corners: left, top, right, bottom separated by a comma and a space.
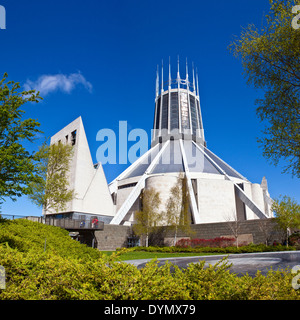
101, 251, 222, 261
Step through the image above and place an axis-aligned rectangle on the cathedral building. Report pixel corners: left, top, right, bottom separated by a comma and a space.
45, 59, 273, 226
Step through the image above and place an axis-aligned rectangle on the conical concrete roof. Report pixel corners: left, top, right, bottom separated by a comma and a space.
121, 140, 248, 181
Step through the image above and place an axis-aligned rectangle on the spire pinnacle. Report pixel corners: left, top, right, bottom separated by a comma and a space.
185, 57, 189, 81
161, 59, 164, 93
196, 68, 200, 97
177, 55, 180, 80
192, 62, 196, 93
156, 65, 159, 98
168, 56, 171, 89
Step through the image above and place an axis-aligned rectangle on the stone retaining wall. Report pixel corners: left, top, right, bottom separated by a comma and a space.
95, 219, 284, 250
188, 218, 283, 245
95, 225, 131, 250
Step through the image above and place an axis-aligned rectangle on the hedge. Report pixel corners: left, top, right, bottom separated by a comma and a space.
126, 244, 296, 254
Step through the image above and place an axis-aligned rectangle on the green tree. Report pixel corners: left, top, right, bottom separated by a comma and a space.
0, 73, 42, 206
29, 142, 75, 214
230, 0, 300, 177
165, 173, 193, 246
133, 188, 161, 247
272, 195, 300, 246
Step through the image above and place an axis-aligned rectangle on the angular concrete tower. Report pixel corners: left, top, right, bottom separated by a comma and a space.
109, 59, 274, 225
45, 117, 115, 223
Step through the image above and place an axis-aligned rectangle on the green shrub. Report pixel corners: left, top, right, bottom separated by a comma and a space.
0, 219, 101, 261
0, 219, 299, 300
0, 246, 299, 300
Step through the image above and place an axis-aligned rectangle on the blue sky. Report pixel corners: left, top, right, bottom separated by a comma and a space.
1, 0, 299, 216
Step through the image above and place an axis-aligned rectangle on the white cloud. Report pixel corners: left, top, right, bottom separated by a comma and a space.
24, 72, 93, 96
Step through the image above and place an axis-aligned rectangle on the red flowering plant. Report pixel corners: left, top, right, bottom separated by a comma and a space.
175, 237, 235, 248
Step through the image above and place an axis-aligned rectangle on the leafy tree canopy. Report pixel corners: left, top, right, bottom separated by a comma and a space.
272, 195, 300, 246
29, 142, 75, 214
0, 73, 42, 206
133, 187, 161, 247
272, 195, 300, 230
230, 0, 300, 177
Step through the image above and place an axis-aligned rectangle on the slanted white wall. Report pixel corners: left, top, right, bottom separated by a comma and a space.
80, 163, 115, 216
47, 117, 115, 217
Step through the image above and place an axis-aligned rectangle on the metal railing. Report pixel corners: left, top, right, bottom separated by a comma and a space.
0, 214, 30, 220
44, 216, 104, 230
0, 214, 104, 230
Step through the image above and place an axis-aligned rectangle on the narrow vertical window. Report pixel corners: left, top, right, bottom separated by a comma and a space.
189, 94, 198, 136
155, 98, 161, 130
71, 130, 77, 146
170, 92, 179, 130
180, 92, 190, 130
161, 94, 169, 129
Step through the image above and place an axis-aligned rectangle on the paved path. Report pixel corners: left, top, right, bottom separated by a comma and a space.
123, 251, 300, 277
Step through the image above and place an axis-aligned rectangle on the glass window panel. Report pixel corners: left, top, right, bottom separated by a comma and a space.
161, 95, 168, 129
189, 95, 198, 136
180, 92, 190, 130
123, 146, 160, 179
151, 140, 184, 174
184, 142, 220, 174
196, 99, 203, 129
155, 98, 161, 129
170, 92, 179, 130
